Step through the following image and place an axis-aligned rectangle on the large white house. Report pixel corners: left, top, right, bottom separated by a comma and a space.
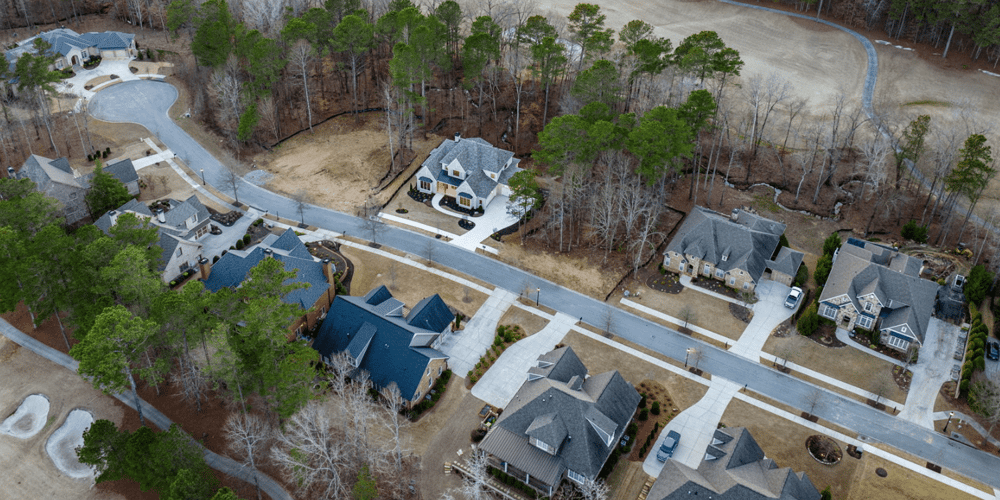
414, 133, 522, 210
4, 28, 136, 71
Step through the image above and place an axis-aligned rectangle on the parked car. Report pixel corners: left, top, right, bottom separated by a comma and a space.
656, 430, 681, 462
784, 287, 803, 309
988, 340, 1000, 361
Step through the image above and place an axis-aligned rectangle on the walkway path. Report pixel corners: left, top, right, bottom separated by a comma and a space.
901, 319, 961, 429
471, 312, 577, 408
835, 327, 905, 367
141, 137, 233, 209
0, 319, 293, 500
87, 80, 1000, 490
678, 275, 740, 305
438, 288, 517, 378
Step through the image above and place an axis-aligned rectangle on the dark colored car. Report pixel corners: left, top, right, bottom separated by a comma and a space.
656, 430, 681, 462
987, 340, 1000, 361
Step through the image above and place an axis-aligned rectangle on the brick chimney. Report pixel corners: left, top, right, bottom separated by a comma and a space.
322, 258, 334, 285
198, 257, 211, 280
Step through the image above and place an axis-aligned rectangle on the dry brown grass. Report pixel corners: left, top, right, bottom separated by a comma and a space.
606, 461, 651, 500
341, 246, 488, 320
560, 330, 708, 410
498, 307, 550, 336
849, 444, 987, 500
386, 193, 468, 237
764, 332, 908, 404
624, 285, 748, 341
496, 244, 618, 299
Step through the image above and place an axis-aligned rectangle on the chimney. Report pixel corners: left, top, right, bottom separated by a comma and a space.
454, 132, 461, 142
198, 257, 211, 280
264, 248, 273, 257
156, 209, 166, 223
322, 258, 335, 285
108, 210, 119, 226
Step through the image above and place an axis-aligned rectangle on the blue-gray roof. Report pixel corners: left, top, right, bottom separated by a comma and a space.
202, 246, 330, 310
105, 159, 138, 185
346, 322, 377, 360
4, 29, 133, 64
311, 288, 451, 401
406, 295, 453, 333
269, 228, 314, 260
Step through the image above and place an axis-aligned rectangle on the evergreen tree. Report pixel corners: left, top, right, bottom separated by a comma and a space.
85, 161, 132, 220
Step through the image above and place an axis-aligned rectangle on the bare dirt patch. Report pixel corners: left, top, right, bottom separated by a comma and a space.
254, 114, 443, 212
498, 243, 625, 299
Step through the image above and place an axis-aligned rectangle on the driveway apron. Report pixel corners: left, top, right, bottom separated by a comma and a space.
438, 288, 516, 378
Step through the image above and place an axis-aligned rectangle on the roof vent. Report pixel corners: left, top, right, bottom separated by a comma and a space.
731, 208, 739, 221
454, 132, 461, 142
264, 248, 273, 256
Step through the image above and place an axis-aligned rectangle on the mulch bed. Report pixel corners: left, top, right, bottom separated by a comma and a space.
628, 381, 679, 462
729, 303, 753, 323
458, 219, 475, 230
688, 277, 740, 300
438, 196, 483, 217
806, 435, 843, 465
210, 210, 242, 226
846, 329, 911, 362
646, 270, 683, 294
892, 365, 913, 391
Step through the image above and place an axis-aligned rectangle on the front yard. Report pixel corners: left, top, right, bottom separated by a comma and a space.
764, 331, 908, 405
620, 284, 749, 341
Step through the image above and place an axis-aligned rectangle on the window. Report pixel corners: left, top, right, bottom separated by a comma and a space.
420, 180, 431, 191
716, 269, 725, 278
452, 169, 461, 177
176, 247, 183, 256
886, 335, 909, 350
857, 315, 873, 329
704, 264, 711, 275
459, 196, 471, 207
864, 302, 873, 312
532, 437, 554, 454
743, 282, 750, 290
728, 277, 736, 286
664, 257, 670, 268
820, 304, 838, 320
438, 366, 443, 375
567, 470, 586, 484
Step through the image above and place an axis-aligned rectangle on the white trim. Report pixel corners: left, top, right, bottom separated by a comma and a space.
567, 469, 586, 484
857, 315, 873, 329
820, 304, 838, 320
886, 334, 910, 350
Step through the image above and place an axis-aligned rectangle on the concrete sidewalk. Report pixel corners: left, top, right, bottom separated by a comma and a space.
679, 275, 742, 305
471, 312, 576, 407
759, 353, 905, 409
438, 288, 516, 378
933, 411, 1000, 448
142, 138, 234, 210
836, 327, 905, 367
620, 298, 735, 347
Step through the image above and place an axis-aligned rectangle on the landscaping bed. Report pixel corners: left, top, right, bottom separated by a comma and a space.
688, 276, 740, 300
892, 365, 913, 391
628, 380, 679, 462
408, 370, 452, 420
466, 325, 524, 386
729, 303, 753, 323
805, 435, 843, 465
439, 195, 483, 217
646, 267, 683, 294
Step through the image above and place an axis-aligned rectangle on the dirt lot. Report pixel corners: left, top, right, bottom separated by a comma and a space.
253, 114, 443, 212
341, 245, 488, 320
722, 398, 984, 500
764, 331, 908, 405
0, 336, 126, 500
496, 243, 622, 299
416, 387, 488, 500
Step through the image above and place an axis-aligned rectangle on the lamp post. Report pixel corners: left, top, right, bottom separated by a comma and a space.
535, 288, 540, 306
943, 411, 955, 434
200, 168, 206, 185
685, 348, 692, 368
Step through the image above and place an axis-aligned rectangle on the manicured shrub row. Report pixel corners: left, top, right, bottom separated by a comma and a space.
468, 325, 523, 385
638, 422, 661, 459
488, 467, 540, 499
408, 370, 451, 419
961, 305, 988, 396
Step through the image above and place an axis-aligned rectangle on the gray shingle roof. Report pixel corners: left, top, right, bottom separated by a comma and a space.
105, 159, 138, 185
406, 295, 454, 333
346, 322, 377, 361
310, 287, 451, 401
20, 155, 82, 189
648, 427, 820, 500
479, 347, 640, 488
665, 207, 785, 284
80, 31, 134, 50
528, 346, 587, 383
202, 244, 331, 310
4, 29, 132, 64
421, 135, 520, 198
819, 239, 939, 343
766, 246, 804, 278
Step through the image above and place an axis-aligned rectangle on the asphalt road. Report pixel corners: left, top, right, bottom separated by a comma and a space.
0, 318, 293, 500
90, 79, 1000, 490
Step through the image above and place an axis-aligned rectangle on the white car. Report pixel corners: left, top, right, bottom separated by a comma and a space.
784, 287, 803, 309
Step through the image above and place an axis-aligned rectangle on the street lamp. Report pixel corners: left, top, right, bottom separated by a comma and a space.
685, 348, 692, 368
943, 411, 955, 434
200, 168, 206, 185
535, 288, 540, 306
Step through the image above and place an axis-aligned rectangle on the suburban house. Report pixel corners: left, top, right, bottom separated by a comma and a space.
818, 238, 940, 353
19, 155, 139, 224
478, 346, 641, 496
4, 28, 136, 70
95, 196, 216, 282
310, 286, 453, 406
663, 206, 803, 292
414, 133, 523, 210
647, 427, 820, 500
202, 228, 335, 335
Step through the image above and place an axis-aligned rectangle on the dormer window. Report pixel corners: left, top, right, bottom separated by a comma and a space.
452, 169, 461, 177
531, 437, 554, 454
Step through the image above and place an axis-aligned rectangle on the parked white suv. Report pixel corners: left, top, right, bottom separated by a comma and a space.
784, 287, 803, 309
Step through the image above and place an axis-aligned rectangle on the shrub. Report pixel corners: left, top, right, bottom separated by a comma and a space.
471, 428, 487, 442
254, 218, 264, 226
794, 263, 809, 287
242, 234, 251, 244
820, 486, 833, 500
102, 150, 108, 159
494, 335, 503, 346
814, 254, 833, 286
966, 264, 994, 305
627, 423, 638, 436
901, 220, 929, 243
235, 239, 245, 250
213, 255, 220, 263
797, 303, 820, 336
106, 147, 110, 154
651, 401, 661, 415
638, 408, 649, 421
86, 154, 92, 161
822, 232, 841, 257
639, 394, 647, 408
779, 233, 790, 249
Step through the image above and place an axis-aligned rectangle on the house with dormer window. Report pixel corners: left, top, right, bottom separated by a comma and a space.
662, 206, 802, 292
818, 239, 940, 353
310, 286, 453, 406
478, 347, 641, 496
413, 133, 523, 209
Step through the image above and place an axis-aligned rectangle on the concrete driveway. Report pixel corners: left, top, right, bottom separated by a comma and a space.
57, 58, 165, 103
438, 288, 516, 378
729, 280, 795, 359
900, 318, 962, 429
471, 312, 576, 408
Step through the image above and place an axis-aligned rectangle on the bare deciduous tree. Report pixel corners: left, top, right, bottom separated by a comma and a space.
381, 383, 407, 472
271, 401, 349, 499
291, 188, 310, 226
222, 165, 245, 206
288, 39, 315, 134
224, 412, 272, 500
356, 194, 386, 245
579, 477, 611, 500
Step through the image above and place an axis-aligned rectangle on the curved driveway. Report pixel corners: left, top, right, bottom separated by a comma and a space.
89, 57, 1000, 492
0, 318, 292, 500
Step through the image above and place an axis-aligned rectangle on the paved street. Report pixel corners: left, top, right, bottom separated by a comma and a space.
87, 80, 1000, 490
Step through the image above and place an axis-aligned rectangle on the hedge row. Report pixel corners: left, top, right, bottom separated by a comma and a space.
407, 370, 452, 419
960, 305, 988, 397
